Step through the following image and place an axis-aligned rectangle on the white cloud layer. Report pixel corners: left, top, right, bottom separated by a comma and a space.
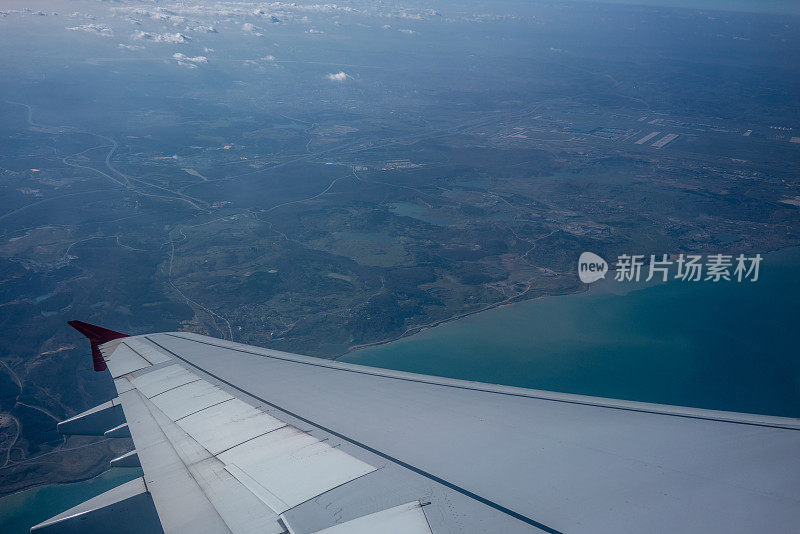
66, 23, 113, 37
242, 22, 263, 35
173, 53, 208, 64
189, 25, 217, 33
326, 71, 349, 82
133, 31, 190, 43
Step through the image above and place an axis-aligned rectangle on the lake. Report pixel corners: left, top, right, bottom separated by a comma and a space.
344, 248, 800, 418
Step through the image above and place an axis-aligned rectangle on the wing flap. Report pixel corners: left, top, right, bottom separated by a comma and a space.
176, 398, 287, 455
218, 426, 376, 513
146, 392, 285, 534
125, 338, 173, 365
149, 380, 234, 420
105, 343, 151, 378
117, 387, 234, 533
131, 364, 200, 398
311, 502, 432, 534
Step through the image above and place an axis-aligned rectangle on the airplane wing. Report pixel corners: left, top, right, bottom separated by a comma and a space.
32, 325, 800, 533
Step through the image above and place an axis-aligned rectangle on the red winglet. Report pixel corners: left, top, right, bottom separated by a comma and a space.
68, 321, 129, 372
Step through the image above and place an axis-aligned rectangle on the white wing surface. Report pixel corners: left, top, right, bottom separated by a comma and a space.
33, 330, 800, 533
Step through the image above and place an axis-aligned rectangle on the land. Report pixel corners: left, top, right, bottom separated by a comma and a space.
0, 0, 799, 496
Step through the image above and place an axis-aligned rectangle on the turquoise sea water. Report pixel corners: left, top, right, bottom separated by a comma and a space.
0, 467, 142, 534
345, 248, 800, 418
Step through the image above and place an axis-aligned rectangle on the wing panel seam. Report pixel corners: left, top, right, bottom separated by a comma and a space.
162, 333, 799, 430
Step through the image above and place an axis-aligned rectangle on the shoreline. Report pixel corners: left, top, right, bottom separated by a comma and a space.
335, 281, 589, 359
337, 244, 799, 361
0, 459, 134, 502
0, 466, 143, 531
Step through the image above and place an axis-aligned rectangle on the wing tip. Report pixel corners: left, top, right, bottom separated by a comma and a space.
68, 320, 129, 372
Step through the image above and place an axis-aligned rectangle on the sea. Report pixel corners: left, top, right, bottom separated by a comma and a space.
0, 467, 142, 533
344, 247, 800, 418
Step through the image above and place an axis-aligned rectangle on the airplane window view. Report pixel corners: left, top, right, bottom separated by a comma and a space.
0, 0, 798, 532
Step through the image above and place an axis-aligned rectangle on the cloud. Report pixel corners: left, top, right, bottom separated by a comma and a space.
173, 53, 208, 66
118, 43, 144, 50
189, 25, 217, 33
151, 12, 185, 25
133, 31, 190, 43
326, 71, 349, 82
242, 22, 263, 36
110, 2, 358, 24
398, 28, 417, 35
113, 6, 185, 25
253, 9, 281, 23
69, 12, 96, 20
305, 28, 324, 34
66, 23, 113, 37
262, 55, 276, 61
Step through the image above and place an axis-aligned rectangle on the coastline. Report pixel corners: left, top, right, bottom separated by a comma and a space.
337, 249, 672, 359
339, 246, 791, 360
338, 280, 589, 358
341, 246, 800, 417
